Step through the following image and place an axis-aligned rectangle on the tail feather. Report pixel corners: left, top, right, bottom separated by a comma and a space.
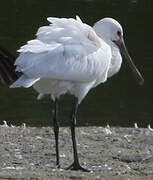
37, 93, 46, 100
10, 75, 40, 88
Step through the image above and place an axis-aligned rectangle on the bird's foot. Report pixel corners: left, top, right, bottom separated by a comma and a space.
55, 163, 60, 169
65, 161, 90, 172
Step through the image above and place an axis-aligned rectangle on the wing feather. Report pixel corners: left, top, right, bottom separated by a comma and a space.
14, 16, 111, 86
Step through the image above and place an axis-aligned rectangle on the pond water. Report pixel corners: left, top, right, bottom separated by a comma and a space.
0, 0, 153, 127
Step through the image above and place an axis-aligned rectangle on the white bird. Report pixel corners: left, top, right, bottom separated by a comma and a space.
10, 16, 144, 171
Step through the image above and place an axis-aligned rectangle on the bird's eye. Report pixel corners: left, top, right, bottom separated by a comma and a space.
117, 31, 121, 37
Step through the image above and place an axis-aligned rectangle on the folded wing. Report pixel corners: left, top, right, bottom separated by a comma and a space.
12, 16, 111, 88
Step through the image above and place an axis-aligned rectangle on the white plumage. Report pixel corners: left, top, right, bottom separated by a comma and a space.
11, 16, 144, 103
11, 16, 113, 103
10, 16, 144, 171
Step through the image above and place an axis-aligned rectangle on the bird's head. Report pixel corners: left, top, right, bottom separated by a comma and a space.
93, 17, 123, 43
93, 18, 144, 85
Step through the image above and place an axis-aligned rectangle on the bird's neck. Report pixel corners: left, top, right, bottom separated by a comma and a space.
95, 32, 123, 78
107, 42, 122, 78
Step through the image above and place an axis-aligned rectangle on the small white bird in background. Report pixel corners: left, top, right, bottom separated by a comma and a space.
10, 16, 144, 171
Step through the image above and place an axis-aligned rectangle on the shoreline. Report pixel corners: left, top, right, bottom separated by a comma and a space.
0, 124, 153, 179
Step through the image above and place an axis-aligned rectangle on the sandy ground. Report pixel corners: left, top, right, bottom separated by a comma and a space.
0, 123, 153, 179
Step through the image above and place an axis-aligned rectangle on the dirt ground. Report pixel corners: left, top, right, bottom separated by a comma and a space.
0, 122, 153, 180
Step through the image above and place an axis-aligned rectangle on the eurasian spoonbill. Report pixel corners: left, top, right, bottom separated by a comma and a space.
10, 16, 144, 171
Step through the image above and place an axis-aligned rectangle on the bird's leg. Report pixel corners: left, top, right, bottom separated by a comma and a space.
53, 98, 60, 168
66, 97, 90, 172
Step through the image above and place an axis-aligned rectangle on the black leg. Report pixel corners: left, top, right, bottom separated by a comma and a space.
66, 97, 90, 172
53, 98, 60, 168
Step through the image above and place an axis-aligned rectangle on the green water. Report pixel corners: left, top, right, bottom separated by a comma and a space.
0, 0, 153, 127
